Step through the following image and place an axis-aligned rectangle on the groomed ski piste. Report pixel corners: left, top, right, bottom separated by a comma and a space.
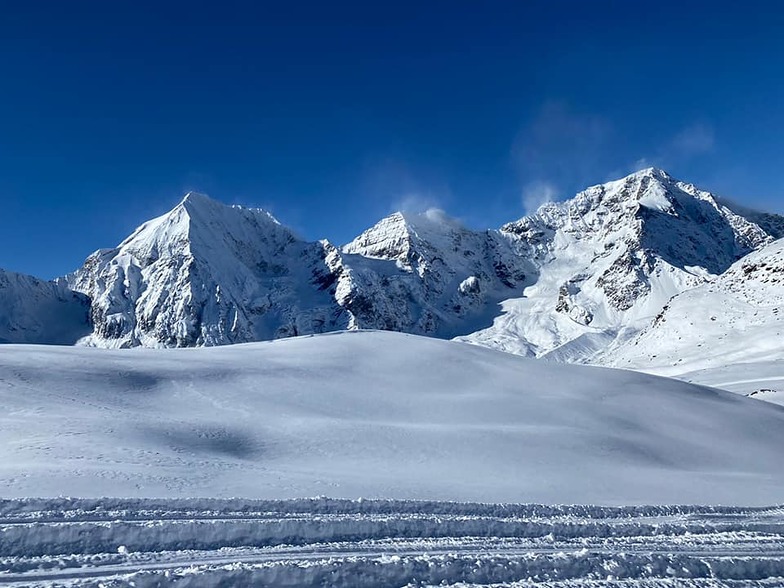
2, 499, 784, 587
2, 331, 784, 586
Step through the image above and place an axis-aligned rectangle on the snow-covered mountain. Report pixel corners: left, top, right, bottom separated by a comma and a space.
6, 167, 780, 353
335, 210, 532, 337
68, 195, 532, 347
459, 168, 778, 360
609, 237, 784, 375
0, 269, 90, 344
67, 192, 350, 348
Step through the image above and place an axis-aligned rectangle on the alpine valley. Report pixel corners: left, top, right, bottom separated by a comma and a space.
5, 167, 784, 585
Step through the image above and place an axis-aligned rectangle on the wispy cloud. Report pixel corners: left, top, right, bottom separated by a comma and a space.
631, 122, 716, 173
522, 180, 558, 214
670, 123, 715, 157
393, 192, 445, 215
513, 102, 613, 179
512, 101, 614, 212
359, 158, 453, 218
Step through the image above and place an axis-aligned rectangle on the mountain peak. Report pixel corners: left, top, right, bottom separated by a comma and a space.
343, 208, 469, 265
627, 166, 672, 181
179, 191, 215, 207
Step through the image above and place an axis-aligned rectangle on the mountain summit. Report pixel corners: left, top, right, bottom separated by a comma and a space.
461, 168, 777, 359
1, 169, 777, 357
68, 193, 346, 347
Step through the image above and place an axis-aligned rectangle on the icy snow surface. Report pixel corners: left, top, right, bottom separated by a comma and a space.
1, 331, 784, 505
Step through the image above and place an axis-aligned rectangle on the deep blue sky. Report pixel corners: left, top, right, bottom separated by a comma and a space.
2, 1, 783, 278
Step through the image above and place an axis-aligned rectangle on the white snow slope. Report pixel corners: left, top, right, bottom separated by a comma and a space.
0, 269, 90, 344
460, 168, 777, 360
2, 331, 784, 505
60, 167, 781, 357
607, 238, 784, 402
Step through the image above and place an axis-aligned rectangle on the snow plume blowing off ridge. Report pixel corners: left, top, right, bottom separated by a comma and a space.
2, 168, 782, 359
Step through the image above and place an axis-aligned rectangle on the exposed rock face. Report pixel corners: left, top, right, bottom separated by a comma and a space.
607, 237, 784, 373
459, 168, 778, 360
48, 167, 783, 355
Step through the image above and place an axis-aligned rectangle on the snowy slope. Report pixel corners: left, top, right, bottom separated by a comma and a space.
337, 210, 531, 337
459, 168, 776, 360
26, 168, 784, 353
609, 238, 784, 375
2, 331, 784, 505
0, 269, 90, 344
68, 193, 350, 347
677, 361, 784, 407
69, 195, 532, 348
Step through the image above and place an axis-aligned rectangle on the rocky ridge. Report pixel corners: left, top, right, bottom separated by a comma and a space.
3, 168, 781, 361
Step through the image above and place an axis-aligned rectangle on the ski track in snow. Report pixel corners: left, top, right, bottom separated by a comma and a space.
1, 499, 783, 587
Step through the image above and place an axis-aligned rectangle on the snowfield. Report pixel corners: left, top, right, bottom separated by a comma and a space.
1, 330, 784, 505
4, 330, 784, 585
1, 498, 784, 587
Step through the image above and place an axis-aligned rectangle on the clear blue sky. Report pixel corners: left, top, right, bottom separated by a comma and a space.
2, 1, 783, 278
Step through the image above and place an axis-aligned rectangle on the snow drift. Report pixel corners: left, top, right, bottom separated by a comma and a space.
1, 331, 783, 505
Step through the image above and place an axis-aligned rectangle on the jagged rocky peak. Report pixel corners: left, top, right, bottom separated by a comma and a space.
68, 192, 341, 348
502, 168, 773, 271
460, 169, 784, 360
343, 209, 469, 269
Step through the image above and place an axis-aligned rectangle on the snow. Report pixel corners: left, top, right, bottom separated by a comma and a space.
459, 168, 775, 361
608, 239, 784, 375
1, 499, 784, 586
1, 331, 784, 505
0, 269, 90, 344
676, 361, 784, 407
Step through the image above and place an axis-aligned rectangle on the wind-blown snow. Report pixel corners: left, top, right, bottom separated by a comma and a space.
1, 331, 784, 505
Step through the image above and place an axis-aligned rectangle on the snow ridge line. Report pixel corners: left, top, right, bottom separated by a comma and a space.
2, 498, 781, 520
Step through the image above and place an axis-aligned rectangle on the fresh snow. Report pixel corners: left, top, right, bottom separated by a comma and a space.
8, 166, 766, 359
0, 269, 90, 344
1, 331, 784, 505
609, 238, 784, 375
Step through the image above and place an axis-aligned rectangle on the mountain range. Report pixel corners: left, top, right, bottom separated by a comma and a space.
2, 167, 782, 370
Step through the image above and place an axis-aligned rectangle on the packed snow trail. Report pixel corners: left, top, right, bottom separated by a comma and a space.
1, 499, 784, 587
